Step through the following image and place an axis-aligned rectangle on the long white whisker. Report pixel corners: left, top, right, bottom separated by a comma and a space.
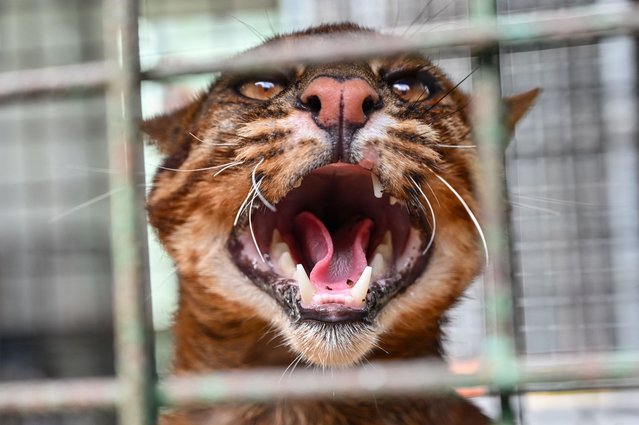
280, 354, 304, 383
213, 160, 244, 176
410, 177, 436, 255
187, 131, 237, 147
159, 161, 241, 172
234, 185, 256, 226
432, 144, 476, 149
249, 189, 265, 263
49, 187, 124, 223
511, 200, 561, 216
431, 171, 489, 264
426, 181, 441, 207
251, 157, 276, 212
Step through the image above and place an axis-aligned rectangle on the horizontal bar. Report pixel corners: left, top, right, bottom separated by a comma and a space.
145, 3, 639, 78
0, 61, 108, 101
0, 378, 120, 412
1, 3, 638, 100
156, 353, 639, 406
1, 353, 637, 413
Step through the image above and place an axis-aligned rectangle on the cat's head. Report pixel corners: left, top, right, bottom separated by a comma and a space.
144, 24, 538, 367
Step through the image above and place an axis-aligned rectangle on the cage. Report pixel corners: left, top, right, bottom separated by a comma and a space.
0, 0, 638, 424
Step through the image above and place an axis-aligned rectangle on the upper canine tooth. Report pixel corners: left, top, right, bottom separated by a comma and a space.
294, 264, 315, 305
293, 179, 302, 188
350, 266, 372, 307
371, 173, 383, 198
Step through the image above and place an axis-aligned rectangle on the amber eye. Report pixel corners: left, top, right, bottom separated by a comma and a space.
237, 79, 285, 100
391, 78, 430, 102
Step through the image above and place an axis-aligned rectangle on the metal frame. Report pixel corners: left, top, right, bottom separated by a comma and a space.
0, 1, 638, 424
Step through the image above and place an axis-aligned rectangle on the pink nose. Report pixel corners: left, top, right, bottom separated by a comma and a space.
300, 77, 379, 128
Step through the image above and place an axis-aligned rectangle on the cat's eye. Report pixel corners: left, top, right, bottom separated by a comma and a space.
237, 79, 285, 100
391, 78, 430, 103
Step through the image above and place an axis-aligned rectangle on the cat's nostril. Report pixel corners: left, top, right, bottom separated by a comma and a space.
362, 96, 376, 117
304, 95, 322, 114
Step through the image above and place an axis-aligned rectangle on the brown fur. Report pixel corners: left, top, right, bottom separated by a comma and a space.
144, 23, 538, 425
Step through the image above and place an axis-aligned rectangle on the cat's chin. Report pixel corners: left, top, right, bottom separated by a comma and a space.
227, 163, 434, 326
284, 320, 379, 367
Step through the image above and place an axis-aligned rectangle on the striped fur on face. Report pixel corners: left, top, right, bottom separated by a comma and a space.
144, 24, 537, 374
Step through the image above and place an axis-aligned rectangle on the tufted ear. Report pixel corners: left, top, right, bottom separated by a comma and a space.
504, 88, 541, 135
141, 99, 203, 156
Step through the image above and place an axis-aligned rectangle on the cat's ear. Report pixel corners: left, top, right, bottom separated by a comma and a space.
141, 100, 202, 156
504, 88, 541, 134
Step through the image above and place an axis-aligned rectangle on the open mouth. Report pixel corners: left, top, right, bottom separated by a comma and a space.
228, 163, 433, 323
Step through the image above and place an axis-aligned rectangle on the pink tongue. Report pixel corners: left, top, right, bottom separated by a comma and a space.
294, 212, 372, 288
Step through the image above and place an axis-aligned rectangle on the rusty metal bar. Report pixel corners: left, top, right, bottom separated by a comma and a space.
0, 353, 637, 413
471, 0, 518, 423
0, 378, 120, 412
103, 0, 156, 425
157, 354, 639, 406
1, 3, 638, 100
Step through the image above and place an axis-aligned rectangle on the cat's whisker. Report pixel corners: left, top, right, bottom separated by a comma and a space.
432, 144, 477, 149
159, 160, 242, 173
213, 160, 244, 176
280, 353, 304, 383
48, 187, 124, 223
234, 186, 256, 226
431, 170, 489, 264
511, 200, 562, 216
252, 157, 277, 212
188, 131, 237, 147
426, 181, 441, 207
428, 67, 478, 111
248, 190, 266, 263
410, 177, 437, 255
512, 192, 606, 208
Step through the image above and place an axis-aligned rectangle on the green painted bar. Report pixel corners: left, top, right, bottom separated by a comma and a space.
103, 1, 156, 425
1, 4, 638, 100
471, 0, 518, 424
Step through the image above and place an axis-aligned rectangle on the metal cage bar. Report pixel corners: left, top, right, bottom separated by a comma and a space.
103, 1, 156, 425
0, 1, 638, 422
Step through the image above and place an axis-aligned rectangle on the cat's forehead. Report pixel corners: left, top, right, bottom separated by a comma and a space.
230, 25, 440, 81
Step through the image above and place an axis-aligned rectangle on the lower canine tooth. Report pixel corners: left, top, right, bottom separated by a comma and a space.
371, 173, 383, 198
370, 252, 385, 281
350, 266, 372, 307
279, 251, 296, 278
294, 264, 315, 305
390, 196, 399, 205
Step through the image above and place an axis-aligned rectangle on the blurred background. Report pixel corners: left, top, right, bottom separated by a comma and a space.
0, 0, 637, 423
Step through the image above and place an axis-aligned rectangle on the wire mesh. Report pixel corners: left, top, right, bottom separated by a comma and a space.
0, 0, 638, 424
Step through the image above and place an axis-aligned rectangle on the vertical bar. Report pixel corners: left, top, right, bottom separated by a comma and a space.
103, 1, 157, 425
470, 1, 518, 424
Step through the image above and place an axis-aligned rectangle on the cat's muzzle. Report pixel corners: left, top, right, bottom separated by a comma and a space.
228, 163, 433, 323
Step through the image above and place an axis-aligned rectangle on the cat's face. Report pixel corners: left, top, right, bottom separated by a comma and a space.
145, 24, 535, 367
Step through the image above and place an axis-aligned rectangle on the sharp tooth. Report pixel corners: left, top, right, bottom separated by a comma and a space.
370, 252, 385, 281
390, 196, 399, 205
350, 266, 372, 307
271, 242, 290, 260
294, 264, 315, 305
270, 229, 283, 254
293, 178, 302, 188
371, 173, 383, 198
279, 251, 296, 278
375, 231, 393, 261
